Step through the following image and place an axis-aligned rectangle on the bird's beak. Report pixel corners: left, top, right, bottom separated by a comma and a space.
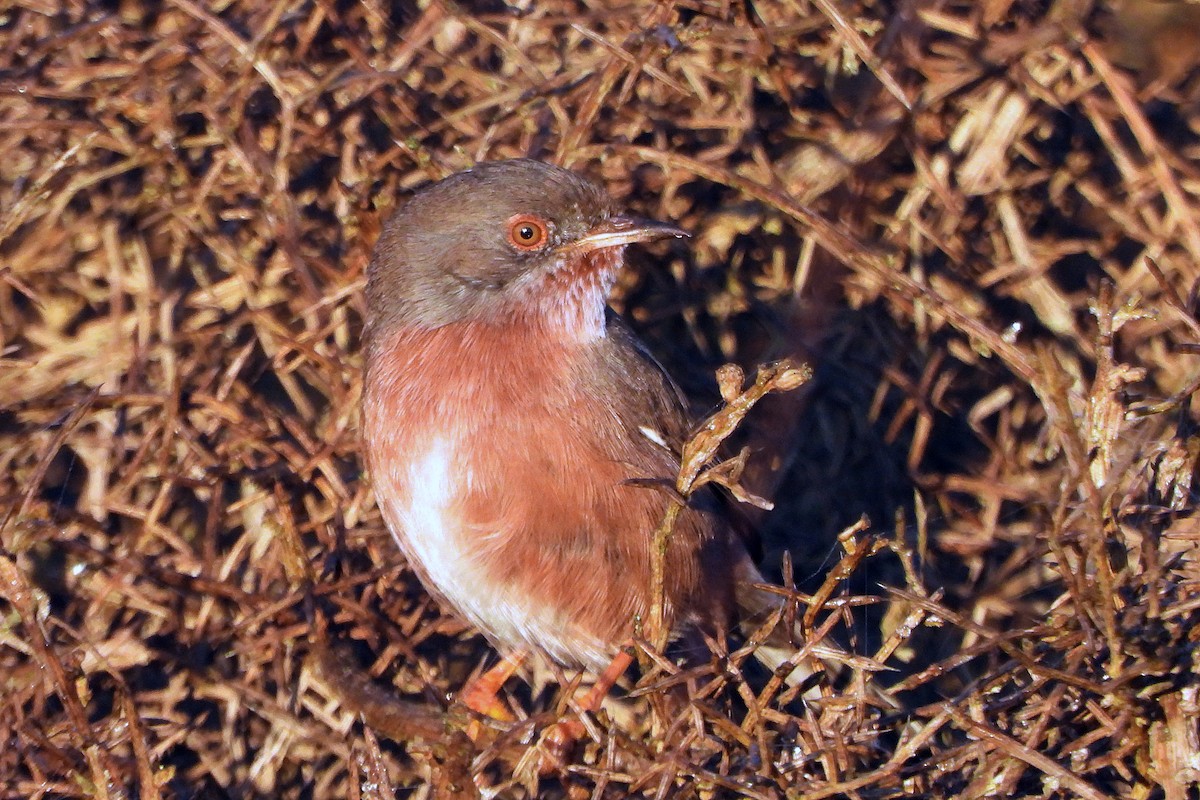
563, 215, 690, 254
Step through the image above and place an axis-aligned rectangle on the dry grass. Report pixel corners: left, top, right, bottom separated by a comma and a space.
3, 0, 1200, 797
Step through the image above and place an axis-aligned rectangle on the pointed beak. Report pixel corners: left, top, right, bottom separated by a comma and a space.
562, 215, 690, 254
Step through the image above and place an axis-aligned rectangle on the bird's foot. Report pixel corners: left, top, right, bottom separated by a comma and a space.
534, 717, 587, 774
458, 650, 525, 742
532, 647, 635, 772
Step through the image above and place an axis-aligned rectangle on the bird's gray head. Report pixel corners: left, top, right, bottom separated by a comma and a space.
365, 159, 686, 337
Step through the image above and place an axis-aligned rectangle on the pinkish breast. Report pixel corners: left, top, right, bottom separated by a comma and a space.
362, 320, 677, 669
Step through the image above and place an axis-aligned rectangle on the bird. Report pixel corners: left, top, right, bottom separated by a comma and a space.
361, 158, 795, 725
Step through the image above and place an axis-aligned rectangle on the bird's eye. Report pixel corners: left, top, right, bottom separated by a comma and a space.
506, 214, 549, 251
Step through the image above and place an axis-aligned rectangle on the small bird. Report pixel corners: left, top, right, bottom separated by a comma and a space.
362, 159, 788, 719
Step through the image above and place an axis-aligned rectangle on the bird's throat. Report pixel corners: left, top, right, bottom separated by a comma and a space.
518, 247, 624, 342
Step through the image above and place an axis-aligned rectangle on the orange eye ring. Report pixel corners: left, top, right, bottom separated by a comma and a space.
506, 214, 549, 251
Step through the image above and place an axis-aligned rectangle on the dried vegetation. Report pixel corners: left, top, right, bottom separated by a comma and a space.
2, 0, 1200, 797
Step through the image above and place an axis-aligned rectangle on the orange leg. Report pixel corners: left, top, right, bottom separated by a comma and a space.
540, 648, 635, 768
571, 649, 635, 716
460, 650, 527, 722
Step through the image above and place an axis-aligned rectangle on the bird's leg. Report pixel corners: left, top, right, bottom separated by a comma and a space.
571, 648, 635, 718
539, 647, 635, 768
459, 649, 526, 724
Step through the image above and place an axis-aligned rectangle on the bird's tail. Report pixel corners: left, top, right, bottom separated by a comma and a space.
733, 555, 881, 691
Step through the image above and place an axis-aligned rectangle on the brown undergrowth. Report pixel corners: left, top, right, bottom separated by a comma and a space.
2, 0, 1199, 797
